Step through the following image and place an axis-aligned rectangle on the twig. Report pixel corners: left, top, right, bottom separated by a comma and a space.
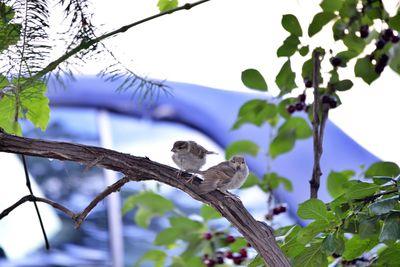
27, 0, 211, 84
0, 129, 290, 267
355, 189, 398, 203
21, 155, 50, 249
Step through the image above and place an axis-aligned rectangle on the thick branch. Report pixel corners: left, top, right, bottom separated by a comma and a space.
0, 130, 290, 267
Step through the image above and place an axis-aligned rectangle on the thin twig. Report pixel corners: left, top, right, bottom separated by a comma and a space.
27, 0, 211, 84
21, 155, 50, 249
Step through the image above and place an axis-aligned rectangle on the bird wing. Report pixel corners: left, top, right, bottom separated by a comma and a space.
197, 162, 236, 194
189, 141, 216, 158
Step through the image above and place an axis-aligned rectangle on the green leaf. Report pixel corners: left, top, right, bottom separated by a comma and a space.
277, 35, 300, 57
169, 216, 203, 231
354, 57, 379, 84
293, 240, 328, 267
200, 204, 222, 221
389, 45, 400, 75
365, 161, 400, 178
369, 197, 398, 215
281, 225, 304, 257
0, 74, 8, 89
154, 227, 181, 246
276, 60, 297, 94
282, 14, 302, 36
297, 220, 331, 244
327, 170, 355, 198
232, 99, 277, 129
248, 254, 265, 267
19, 80, 50, 131
122, 191, 174, 228
225, 140, 259, 159
330, 79, 353, 91
260, 173, 292, 192
345, 182, 379, 200
269, 130, 295, 159
343, 235, 377, 260
320, 0, 344, 12
322, 233, 345, 255
0, 94, 22, 135
0, 23, 21, 52
240, 172, 259, 189
388, 13, 400, 32
241, 69, 268, 91
157, 0, 178, 12
299, 45, 309, 56
342, 34, 366, 54
359, 216, 380, 239
301, 58, 313, 82
308, 12, 336, 37
279, 117, 312, 139
279, 176, 293, 192
380, 213, 400, 242
378, 243, 400, 266
298, 199, 328, 221
134, 250, 167, 267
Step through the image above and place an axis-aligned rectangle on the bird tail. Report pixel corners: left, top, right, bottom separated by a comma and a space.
206, 151, 218, 155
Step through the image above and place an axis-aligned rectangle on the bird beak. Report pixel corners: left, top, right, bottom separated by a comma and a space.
171, 148, 176, 152
236, 166, 241, 171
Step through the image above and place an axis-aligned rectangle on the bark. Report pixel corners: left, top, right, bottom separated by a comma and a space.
0, 129, 291, 267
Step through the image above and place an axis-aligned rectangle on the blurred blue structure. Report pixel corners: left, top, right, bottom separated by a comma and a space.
48, 76, 379, 213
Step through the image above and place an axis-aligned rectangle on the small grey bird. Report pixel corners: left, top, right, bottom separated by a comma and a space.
171, 141, 216, 176
194, 155, 249, 195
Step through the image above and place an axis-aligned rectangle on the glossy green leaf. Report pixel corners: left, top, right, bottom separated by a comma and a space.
359, 216, 380, 239
301, 58, 313, 82
372, 176, 393, 185
134, 250, 167, 267
276, 60, 297, 95
276, 61, 298, 94
332, 19, 347, 40
343, 235, 377, 260
345, 182, 379, 200
365, 161, 400, 178
157, 0, 178, 12
225, 140, 259, 159
342, 34, 366, 54
297, 220, 332, 244
369, 197, 398, 215
200, 204, 222, 221
298, 199, 328, 221
279, 117, 312, 139
331, 79, 353, 91
122, 191, 174, 228
240, 172, 259, 189
327, 170, 355, 198
378, 243, 400, 266
308, 12, 336, 37
320, 0, 344, 12
154, 227, 181, 246
269, 130, 295, 158
388, 13, 400, 32
241, 69, 268, 91
380, 213, 400, 242
232, 99, 277, 129
277, 35, 300, 57
322, 233, 345, 255
336, 50, 359, 63
282, 14, 302, 36
354, 57, 379, 84
293, 240, 327, 267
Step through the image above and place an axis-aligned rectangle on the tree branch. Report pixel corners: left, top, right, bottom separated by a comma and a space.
0, 129, 290, 267
29, 0, 211, 82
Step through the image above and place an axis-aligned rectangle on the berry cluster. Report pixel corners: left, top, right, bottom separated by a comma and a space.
265, 205, 287, 221
286, 93, 307, 114
321, 94, 337, 109
202, 233, 250, 266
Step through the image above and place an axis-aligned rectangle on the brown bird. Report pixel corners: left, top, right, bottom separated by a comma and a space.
171, 141, 216, 177
194, 155, 249, 195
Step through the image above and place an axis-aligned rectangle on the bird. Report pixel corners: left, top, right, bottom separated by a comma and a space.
171, 140, 217, 178
194, 155, 249, 195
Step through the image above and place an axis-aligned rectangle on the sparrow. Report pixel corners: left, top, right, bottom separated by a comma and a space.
171, 141, 216, 177
194, 155, 249, 195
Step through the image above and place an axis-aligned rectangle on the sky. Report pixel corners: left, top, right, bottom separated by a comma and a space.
56, 0, 399, 165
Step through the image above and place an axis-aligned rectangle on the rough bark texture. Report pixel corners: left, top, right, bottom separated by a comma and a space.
0, 130, 291, 267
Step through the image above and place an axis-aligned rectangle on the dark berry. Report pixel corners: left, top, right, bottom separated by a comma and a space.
328, 98, 338, 109
226, 235, 236, 244
332, 253, 341, 258
203, 254, 209, 260
225, 251, 234, 259
203, 232, 213, 240
382, 28, 393, 42
239, 248, 248, 258
233, 256, 243, 265
304, 80, 313, 88
216, 256, 224, 264
204, 259, 216, 267
279, 206, 287, 213
321, 95, 331, 104
359, 25, 369, 38
392, 35, 400, 43
295, 102, 305, 111
298, 93, 306, 102
330, 57, 342, 67
376, 39, 386, 49
286, 104, 296, 114
375, 54, 389, 74
272, 207, 281, 215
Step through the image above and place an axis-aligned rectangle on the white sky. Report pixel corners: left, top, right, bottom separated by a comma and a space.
66, 0, 399, 165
